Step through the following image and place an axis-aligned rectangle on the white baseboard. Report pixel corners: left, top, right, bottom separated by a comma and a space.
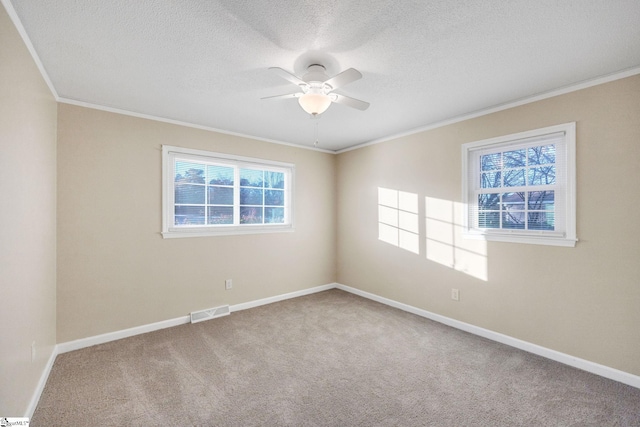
34, 281, 639, 418
41, 284, 335, 416
56, 283, 336, 354
230, 283, 336, 312
335, 283, 640, 389
56, 315, 191, 354
25, 346, 57, 418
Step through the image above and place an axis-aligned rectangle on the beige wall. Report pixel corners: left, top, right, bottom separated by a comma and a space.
336, 74, 640, 376
56, 104, 337, 342
0, 4, 58, 416
4, 0, 639, 411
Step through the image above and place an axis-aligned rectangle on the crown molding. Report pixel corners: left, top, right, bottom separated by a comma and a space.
338, 66, 640, 154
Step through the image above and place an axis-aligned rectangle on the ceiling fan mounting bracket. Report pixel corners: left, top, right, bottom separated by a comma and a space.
302, 64, 330, 85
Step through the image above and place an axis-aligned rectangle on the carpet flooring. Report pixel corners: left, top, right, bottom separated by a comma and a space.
32, 289, 640, 426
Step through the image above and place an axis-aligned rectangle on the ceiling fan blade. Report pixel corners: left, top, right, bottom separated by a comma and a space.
331, 94, 370, 111
324, 68, 362, 90
261, 92, 302, 100
268, 67, 306, 87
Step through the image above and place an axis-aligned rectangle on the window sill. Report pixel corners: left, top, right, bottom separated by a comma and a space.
162, 224, 295, 239
463, 231, 577, 247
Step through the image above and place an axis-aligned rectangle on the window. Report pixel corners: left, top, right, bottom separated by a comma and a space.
162, 145, 294, 238
461, 123, 576, 247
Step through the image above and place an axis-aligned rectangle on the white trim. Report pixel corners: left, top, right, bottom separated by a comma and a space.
61, 63, 636, 156
164, 145, 297, 168
4, 0, 638, 157
58, 98, 335, 154
1, 0, 59, 99
462, 232, 578, 247
230, 283, 337, 312
27, 282, 640, 416
162, 144, 295, 238
55, 283, 336, 354
461, 122, 576, 247
335, 283, 640, 389
161, 226, 295, 239
56, 315, 191, 354
337, 66, 640, 154
24, 347, 57, 418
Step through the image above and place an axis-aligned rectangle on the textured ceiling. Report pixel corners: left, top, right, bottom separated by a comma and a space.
7, 0, 640, 152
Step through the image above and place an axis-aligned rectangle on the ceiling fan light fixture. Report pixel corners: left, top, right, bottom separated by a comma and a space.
298, 92, 332, 116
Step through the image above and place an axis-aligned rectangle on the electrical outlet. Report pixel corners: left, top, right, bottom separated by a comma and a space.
451, 288, 460, 301
225, 279, 233, 290
31, 341, 36, 362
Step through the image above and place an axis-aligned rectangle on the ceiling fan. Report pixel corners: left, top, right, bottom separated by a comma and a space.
263, 64, 370, 116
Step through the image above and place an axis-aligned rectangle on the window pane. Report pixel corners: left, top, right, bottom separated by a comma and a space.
528, 191, 554, 211
502, 192, 525, 210
528, 166, 556, 185
503, 149, 526, 168
208, 165, 234, 185
502, 211, 525, 229
208, 186, 233, 205
264, 171, 285, 189
265, 189, 284, 206
175, 162, 205, 183
175, 184, 205, 204
165, 147, 294, 234
175, 206, 205, 225
240, 206, 263, 224
461, 123, 575, 245
478, 212, 500, 228
265, 207, 285, 223
240, 188, 263, 205
240, 169, 264, 187
528, 144, 555, 165
503, 169, 525, 187
480, 153, 501, 171
481, 171, 501, 188
478, 193, 499, 210
208, 206, 233, 224
528, 212, 555, 230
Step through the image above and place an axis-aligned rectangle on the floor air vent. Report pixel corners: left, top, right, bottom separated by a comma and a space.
190, 305, 230, 324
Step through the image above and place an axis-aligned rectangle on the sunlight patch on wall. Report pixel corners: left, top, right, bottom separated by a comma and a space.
378, 188, 419, 254
426, 197, 488, 281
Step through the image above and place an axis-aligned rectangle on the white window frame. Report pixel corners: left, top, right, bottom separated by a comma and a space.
162, 145, 294, 238
461, 122, 577, 247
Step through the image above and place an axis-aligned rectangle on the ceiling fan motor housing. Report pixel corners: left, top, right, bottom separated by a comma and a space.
303, 64, 330, 86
